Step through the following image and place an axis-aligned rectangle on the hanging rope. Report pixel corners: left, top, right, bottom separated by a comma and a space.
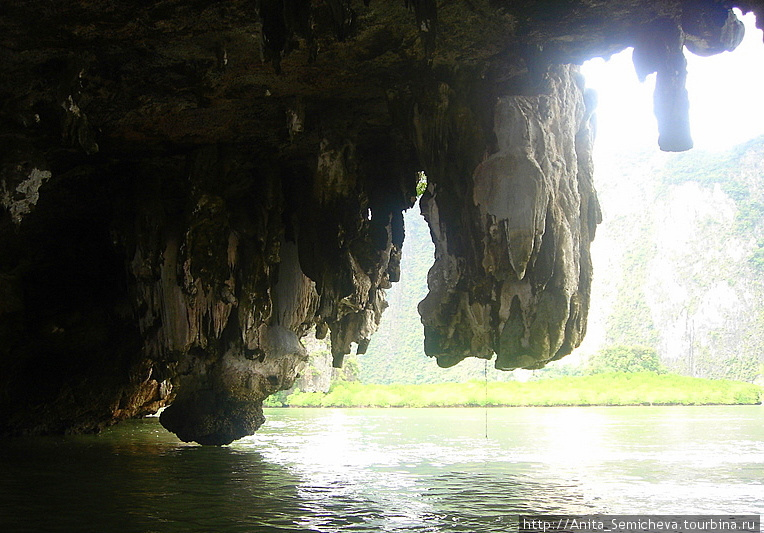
484, 358, 489, 439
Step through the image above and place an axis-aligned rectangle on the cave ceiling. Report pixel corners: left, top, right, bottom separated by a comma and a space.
0, 0, 760, 444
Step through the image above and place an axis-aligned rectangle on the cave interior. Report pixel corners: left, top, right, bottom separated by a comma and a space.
0, 0, 760, 444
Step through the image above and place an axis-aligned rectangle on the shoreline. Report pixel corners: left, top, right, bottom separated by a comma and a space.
265, 372, 763, 409
266, 401, 762, 408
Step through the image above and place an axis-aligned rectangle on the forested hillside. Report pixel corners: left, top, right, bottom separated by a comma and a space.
583, 135, 764, 382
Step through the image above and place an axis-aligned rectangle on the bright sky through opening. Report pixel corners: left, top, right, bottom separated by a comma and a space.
581, 11, 764, 153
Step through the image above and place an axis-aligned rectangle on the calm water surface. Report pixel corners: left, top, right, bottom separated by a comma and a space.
1, 406, 762, 532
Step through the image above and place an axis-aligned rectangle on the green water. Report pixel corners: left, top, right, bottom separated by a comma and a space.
1, 406, 762, 532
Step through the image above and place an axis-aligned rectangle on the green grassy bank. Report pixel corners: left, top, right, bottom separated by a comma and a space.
265, 373, 763, 408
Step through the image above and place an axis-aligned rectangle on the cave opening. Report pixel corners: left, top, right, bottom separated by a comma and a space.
1, 0, 762, 448
1, 1, 763, 528
349, 10, 764, 387
573, 10, 764, 381
582, 10, 764, 154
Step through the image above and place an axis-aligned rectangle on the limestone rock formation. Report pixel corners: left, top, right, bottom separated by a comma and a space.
418, 65, 600, 370
0, 0, 758, 444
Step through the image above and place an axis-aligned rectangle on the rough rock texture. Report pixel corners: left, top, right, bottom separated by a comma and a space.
0, 0, 759, 444
418, 65, 600, 370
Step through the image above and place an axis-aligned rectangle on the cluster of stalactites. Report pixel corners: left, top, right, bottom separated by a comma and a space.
256, 0, 438, 72
297, 134, 409, 368
126, 136, 413, 444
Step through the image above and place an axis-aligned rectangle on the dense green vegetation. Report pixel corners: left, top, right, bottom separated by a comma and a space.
588, 345, 665, 374
265, 372, 762, 407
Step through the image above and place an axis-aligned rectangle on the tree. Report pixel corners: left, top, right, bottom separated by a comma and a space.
588, 345, 666, 374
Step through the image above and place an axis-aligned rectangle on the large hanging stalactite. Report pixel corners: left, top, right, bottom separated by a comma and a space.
413, 65, 601, 370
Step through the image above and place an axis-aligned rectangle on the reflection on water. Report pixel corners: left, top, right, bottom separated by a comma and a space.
0, 406, 762, 532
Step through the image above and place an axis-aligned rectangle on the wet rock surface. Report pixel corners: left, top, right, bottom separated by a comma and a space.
0, 1, 756, 443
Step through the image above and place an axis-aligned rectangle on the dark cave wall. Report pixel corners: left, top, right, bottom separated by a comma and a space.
1, 132, 416, 444
0, 0, 760, 444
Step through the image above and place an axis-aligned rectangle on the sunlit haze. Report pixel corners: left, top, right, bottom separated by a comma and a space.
582, 11, 764, 153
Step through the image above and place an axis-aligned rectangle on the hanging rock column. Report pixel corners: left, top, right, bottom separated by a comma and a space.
416, 65, 601, 370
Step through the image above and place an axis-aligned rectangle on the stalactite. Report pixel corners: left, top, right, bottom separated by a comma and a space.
416, 65, 600, 371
